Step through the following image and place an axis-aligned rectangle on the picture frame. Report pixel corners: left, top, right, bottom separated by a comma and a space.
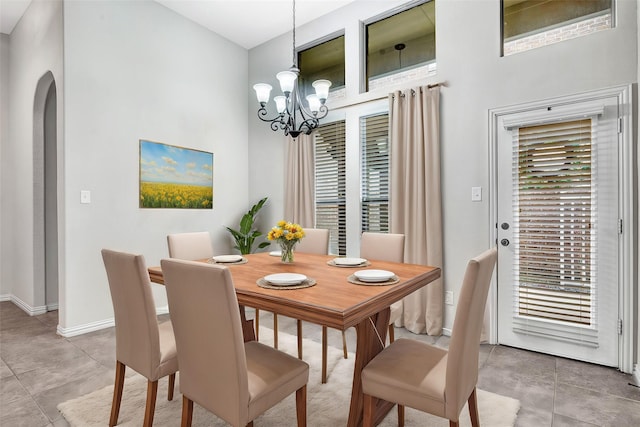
139, 139, 213, 209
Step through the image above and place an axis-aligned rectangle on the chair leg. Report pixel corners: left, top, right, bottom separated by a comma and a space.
388, 324, 395, 344
168, 373, 175, 401
363, 393, 374, 427
246, 422, 254, 427
341, 331, 348, 359
468, 387, 480, 427
273, 313, 279, 349
109, 361, 126, 427
397, 404, 404, 427
449, 421, 459, 427
296, 384, 307, 427
321, 326, 328, 383
255, 308, 260, 341
143, 380, 158, 427
297, 319, 303, 359
181, 395, 193, 427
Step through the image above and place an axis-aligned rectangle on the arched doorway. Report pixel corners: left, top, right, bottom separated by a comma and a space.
33, 71, 58, 311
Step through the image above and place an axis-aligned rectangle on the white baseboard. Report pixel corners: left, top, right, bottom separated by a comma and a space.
632, 364, 640, 387
0, 294, 11, 302
9, 295, 47, 316
58, 318, 115, 338
57, 305, 170, 337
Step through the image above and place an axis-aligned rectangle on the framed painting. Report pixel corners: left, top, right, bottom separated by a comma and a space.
139, 140, 213, 209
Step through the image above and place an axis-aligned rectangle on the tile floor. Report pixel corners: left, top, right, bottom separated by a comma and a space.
1, 300, 640, 426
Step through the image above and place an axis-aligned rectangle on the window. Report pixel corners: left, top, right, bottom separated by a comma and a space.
361, 113, 390, 233
365, 1, 436, 91
298, 35, 345, 101
502, 0, 613, 56
314, 121, 346, 256
514, 119, 594, 327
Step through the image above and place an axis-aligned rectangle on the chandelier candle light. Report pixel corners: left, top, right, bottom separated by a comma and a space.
253, 0, 332, 138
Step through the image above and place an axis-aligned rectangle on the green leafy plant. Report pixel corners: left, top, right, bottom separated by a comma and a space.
226, 197, 271, 255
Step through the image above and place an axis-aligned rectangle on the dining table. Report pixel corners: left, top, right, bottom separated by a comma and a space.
148, 251, 441, 427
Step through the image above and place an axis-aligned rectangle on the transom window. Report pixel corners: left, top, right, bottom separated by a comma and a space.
298, 34, 345, 101
365, 0, 436, 92
502, 0, 613, 56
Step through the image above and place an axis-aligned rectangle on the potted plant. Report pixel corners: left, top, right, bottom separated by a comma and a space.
226, 197, 271, 255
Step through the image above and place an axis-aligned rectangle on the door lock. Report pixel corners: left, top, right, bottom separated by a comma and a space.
500, 239, 510, 247
501, 222, 510, 230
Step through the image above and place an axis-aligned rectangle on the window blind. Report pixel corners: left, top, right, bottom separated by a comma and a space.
512, 118, 598, 346
314, 121, 346, 256
360, 113, 390, 233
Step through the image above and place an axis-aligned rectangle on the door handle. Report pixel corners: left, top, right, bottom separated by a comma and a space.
501, 239, 510, 247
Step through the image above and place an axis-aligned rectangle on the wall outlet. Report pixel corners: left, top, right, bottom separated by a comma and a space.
445, 291, 454, 305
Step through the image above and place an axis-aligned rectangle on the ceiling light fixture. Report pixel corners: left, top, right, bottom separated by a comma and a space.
252, 0, 331, 139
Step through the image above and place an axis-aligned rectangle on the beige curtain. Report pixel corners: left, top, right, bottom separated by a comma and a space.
283, 134, 315, 227
390, 85, 443, 335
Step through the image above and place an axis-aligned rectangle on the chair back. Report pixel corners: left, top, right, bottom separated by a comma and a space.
296, 228, 330, 255
161, 258, 249, 426
101, 249, 162, 380
360, 232, 405, 262
167, 231, 214, 260
445, 247, 497, 417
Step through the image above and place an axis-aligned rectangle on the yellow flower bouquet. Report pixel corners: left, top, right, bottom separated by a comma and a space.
267, 221, 305, 263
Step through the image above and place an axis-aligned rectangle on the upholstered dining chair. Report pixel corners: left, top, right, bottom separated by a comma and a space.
319, 232, 405, 384
361, 247, 497, 427
288, 228, 331, 361
101, 249, 178, 427
360, 232, 406, 343
161, 258, 309, 427
166, 231, 214, 260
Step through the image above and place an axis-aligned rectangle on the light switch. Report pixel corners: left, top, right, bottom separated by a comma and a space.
80, 190, 91, 204
471, 187, 482, 202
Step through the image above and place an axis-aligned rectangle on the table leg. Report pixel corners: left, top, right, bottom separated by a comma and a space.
239, 305, 256, 342
347, 308, 393, 427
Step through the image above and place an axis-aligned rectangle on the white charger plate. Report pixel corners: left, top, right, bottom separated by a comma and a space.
354, 269, 395, 283
211, 255, 243, 263
264, 273, 307, 286
333, 257, 367, 266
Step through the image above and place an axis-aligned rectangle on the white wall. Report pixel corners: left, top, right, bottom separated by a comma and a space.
2, 0, 63, 312
0, 33, 8, 298
248, 0, 638, 332
635, 0, 640, 385
59, 0, 249, 332
3, 0, 250, 332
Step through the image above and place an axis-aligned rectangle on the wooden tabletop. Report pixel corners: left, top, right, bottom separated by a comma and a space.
149, 252, 441, 331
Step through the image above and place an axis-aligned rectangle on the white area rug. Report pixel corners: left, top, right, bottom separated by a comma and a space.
58, 328, 519, 426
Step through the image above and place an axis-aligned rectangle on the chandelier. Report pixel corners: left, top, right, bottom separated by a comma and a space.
252, 0, 332, 139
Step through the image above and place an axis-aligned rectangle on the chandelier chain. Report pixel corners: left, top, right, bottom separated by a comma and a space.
292, 0, 296, 66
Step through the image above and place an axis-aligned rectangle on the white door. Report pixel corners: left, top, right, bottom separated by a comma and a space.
495, 94, 621, 366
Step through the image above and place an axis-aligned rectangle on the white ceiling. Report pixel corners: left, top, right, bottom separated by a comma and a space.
1, 0, 357, 49
0, 0, 31, 35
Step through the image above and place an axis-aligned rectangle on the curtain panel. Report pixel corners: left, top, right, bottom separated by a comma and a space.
389, 85, 443, 335
284, 134, 315, 227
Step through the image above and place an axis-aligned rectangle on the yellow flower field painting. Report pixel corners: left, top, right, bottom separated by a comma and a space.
139, 140, 213, 209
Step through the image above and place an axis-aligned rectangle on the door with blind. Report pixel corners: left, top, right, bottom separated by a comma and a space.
495, 95, 621, 366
